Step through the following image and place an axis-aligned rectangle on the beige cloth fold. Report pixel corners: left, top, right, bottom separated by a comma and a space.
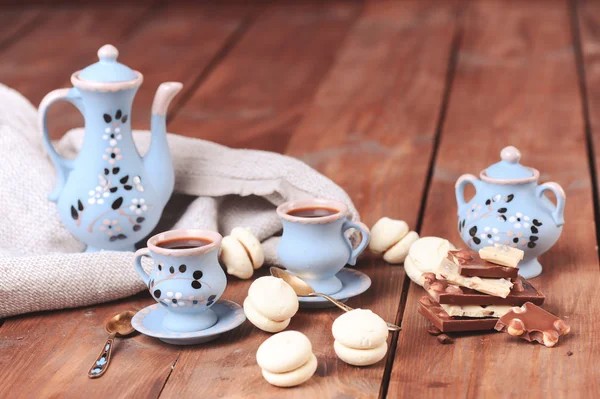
0, 84, 359, 318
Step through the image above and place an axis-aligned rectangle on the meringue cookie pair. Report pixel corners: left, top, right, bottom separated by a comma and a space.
332, 309, 389, 366
256, 331, 318, 387
220, 227, 264, 279
244, 276, 299, 333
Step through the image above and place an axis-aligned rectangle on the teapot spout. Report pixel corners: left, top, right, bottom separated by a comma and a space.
145, 82, 183, 204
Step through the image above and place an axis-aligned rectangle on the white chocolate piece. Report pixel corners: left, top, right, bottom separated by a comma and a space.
231, 227, 264, 269
440, 304, 513, 318
404, 237, 455, 285
334, 340, 388, 367
248, 276, 299, 321
261, 353, 317, 387
332, 309, 388, 349
369, 217, 409, 255
244, 298, 290, 333
220, 236, 253, 279
383, 231, 420, 264
436, 258, 513, 298
256, 331, 313, 374
479, 244, 524, 268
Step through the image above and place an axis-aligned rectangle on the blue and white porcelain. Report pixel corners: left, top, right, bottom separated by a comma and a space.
297, 268, 372, 309
40, 44, 183, 252
131, 300, 246, 345
455, 146, 566, 279
134, 229, 227, 333
276, 198, 371, 295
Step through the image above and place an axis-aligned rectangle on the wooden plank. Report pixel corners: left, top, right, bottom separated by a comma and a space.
389, 1, 600, 397
577, 0, 600, 237
159, 1, 458, 398
0, 295, 174, 398
0, 4, 254, 398
0, 7, 43, 51
167, 0, 363, 152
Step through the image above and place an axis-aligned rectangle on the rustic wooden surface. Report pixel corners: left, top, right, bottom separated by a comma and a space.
0, 1, 598, 398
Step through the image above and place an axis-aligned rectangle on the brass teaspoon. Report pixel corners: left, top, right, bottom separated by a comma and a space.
88, 310, 136, 379
270, 267, 401, 331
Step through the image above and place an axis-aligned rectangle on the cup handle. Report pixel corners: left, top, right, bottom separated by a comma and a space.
133, 248, 152, 286
536, 182, 566, 226
39, 87, 84, 202
455, 174, 481, 211
342, 220, 371, 266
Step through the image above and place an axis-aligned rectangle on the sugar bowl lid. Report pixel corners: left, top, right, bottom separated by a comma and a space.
481, 146, 539, 184
71, 45, 143, 92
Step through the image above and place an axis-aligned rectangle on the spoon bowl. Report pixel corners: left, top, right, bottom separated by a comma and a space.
270, 267, 401, 331
106, 310, 136, 336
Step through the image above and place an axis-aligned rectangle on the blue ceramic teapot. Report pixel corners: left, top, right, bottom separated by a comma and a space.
39, 45, 183, 252
455, 146, 566, 278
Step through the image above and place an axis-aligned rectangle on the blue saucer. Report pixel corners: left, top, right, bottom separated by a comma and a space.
132, 299, 246, 345
298, 268, 371, 309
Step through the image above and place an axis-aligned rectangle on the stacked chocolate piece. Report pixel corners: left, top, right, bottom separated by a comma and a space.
418, 246, 545, 333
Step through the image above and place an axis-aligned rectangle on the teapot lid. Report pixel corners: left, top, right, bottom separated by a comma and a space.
481, 146, 539, 184
77, 45, 138, 83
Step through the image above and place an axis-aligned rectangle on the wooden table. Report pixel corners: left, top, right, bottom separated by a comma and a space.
1, 0, 599, 397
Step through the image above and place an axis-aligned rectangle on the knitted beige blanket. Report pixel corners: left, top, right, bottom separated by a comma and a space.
0, 85, 359, 318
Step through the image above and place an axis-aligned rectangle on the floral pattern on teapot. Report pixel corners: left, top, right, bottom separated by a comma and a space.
40, 45, 183, 252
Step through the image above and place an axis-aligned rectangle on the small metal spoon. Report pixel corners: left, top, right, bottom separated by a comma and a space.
270, 267, 401, 331
88, 310, 136, 379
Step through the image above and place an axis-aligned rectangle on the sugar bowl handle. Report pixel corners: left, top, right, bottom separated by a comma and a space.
133, 248, 152, 286
342, 220, 370, 266
536, 182, 566, 226
455, 174, 481, 211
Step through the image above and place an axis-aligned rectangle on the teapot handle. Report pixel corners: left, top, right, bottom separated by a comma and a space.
39, 88, 84, 202
455, 174, 481, 211
536, 182, 566, 226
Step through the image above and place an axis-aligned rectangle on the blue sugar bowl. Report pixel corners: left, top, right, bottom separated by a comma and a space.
455, 146, 566, 278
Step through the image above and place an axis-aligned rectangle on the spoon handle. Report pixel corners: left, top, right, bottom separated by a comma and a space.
88, 331, 117, 379
309, 293, 402, 332
310, 293, 355, 312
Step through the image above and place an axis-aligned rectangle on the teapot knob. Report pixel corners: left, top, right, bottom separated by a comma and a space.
98, 44, 119, 62
501, 146, 521, 164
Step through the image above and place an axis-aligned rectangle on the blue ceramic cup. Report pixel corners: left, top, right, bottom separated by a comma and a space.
276, 199, 370, 295
133, 229, 226, 333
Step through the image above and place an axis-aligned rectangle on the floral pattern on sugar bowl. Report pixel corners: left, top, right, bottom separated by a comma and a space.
455, 146, 566, 279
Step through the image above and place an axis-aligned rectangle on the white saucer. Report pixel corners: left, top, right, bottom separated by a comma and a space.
132, 299, 246, 345
298, 268, 371, 309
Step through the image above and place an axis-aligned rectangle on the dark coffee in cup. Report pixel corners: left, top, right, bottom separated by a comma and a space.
156, 237, 212, 250
287, 206, 339, 218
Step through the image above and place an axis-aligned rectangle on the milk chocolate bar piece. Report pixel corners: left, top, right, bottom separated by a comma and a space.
448, 249, 518, 279
494, 302, 570, 347
418, 296, 497, 333
436, 258, 513, 298
422, 273, 545, 306
479, 244, 524, 268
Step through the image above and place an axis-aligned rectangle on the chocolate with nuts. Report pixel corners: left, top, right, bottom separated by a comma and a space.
422, 273, 545, 306
494, 302, 571, 347
418, 296, 497, 333
448, 249, 519, 279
